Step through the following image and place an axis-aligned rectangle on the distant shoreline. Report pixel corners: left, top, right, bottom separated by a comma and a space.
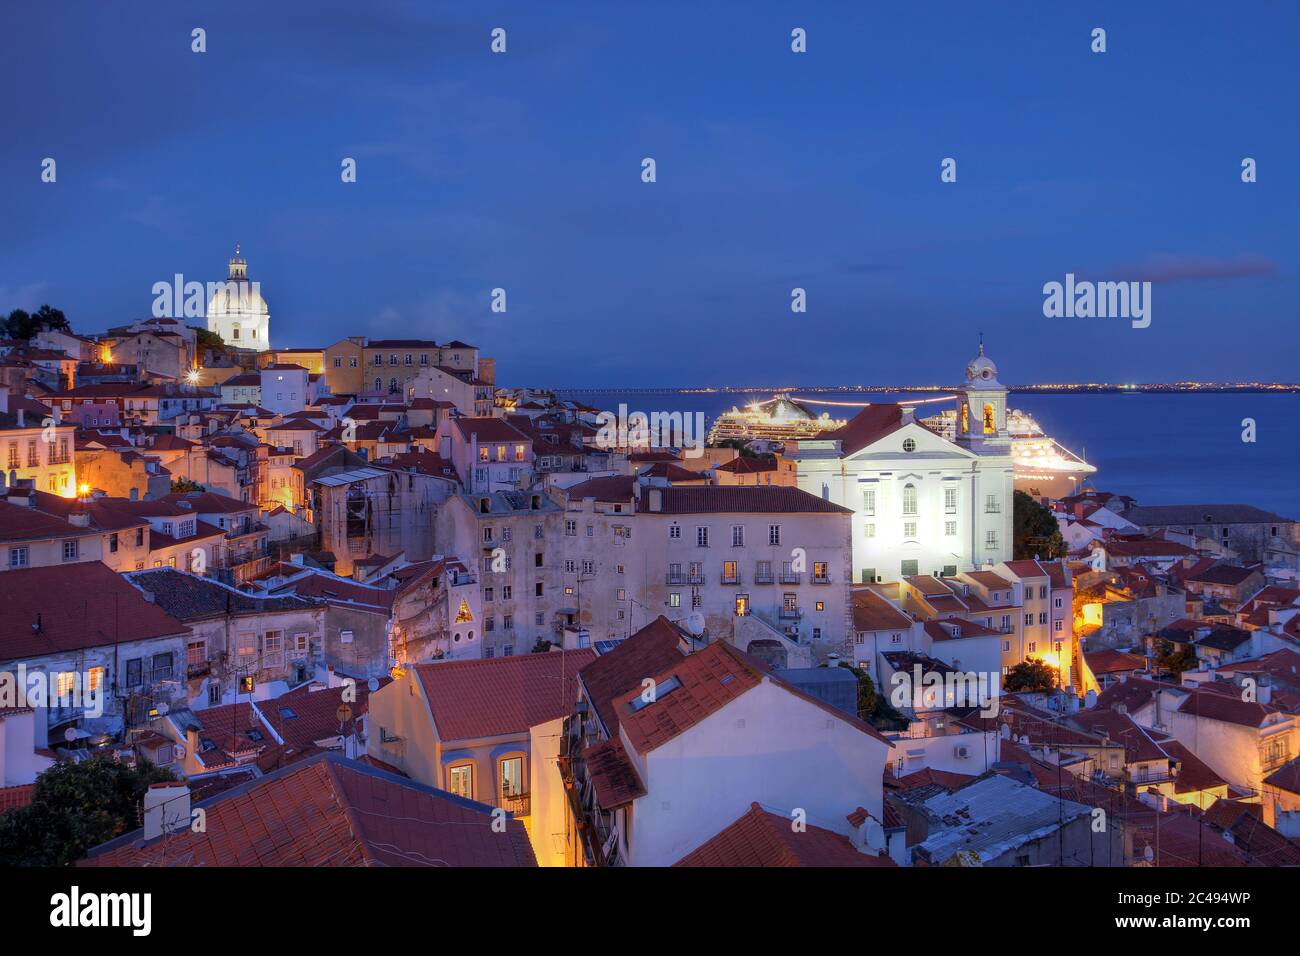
546, 384, 1300, 395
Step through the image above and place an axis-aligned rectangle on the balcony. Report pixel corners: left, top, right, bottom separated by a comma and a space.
753, 569, 774, 585
688, 574, 705, 586
721, 571, 741, 585
812, 573, 831, 585
779, 607, 802, 621
666, 572, 686, 586
779, 572, 801, 585
500, 791, 531, 817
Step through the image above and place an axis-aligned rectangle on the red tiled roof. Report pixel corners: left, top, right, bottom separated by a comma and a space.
1072, 710, 1169, 764
1084, 649, 1148, 675
1177, 686, 1282, 728
1161, 740, 1228, 795
850, 589, 913, 633
82, 754, 536, 867
259, 680, 388, 751
715, 456, 777, 474
0, 784, 35, 815
564, 475, 638, 503
965, 570, 1012, 590
414, 649, 596, 742
1099, 537, 1197, 558
1002, 559, 1048, 579
675, 803, 894, 867
577, 617, 685, 736
0, 563, 187, 660
616, 642, 765, 755
891, 767, 976, 792
582, 735, 646, 810
1263, 754, 1300, 796
924, 618, 1000, 641
824, 404, 908, 456
638, 486, 851, 515
1093, 676, 1166, 714
638, 461, 709, 482
453, 417, 530, 445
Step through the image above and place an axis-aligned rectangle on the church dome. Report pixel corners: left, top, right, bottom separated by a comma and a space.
965, 340, 1000, 385
206, 244, 269, 319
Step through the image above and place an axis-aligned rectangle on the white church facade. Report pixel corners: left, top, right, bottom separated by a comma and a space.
788, 344, 1014, 583
206, 244, 271, 350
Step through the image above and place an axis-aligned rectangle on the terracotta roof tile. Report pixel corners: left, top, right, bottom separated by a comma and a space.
0, 563, 187, 660
82, 754, 536, 867
675, 803, 894, 867
414, 650, 595, 742
577, 616, 685, 736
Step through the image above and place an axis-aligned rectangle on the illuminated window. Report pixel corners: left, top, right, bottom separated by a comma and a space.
448, 764, 474, 800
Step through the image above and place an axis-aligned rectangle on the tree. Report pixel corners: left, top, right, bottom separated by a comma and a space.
531, 638, 554, 653
1154, 638, 1197, 675
171, 478, 205, 494
191, 325, 228, 358
836, 662, 908, 731
1004, 658, 1058, 692
0, 756, 176, 866
1, 304, 70, 339
1013, 490, 1065, 560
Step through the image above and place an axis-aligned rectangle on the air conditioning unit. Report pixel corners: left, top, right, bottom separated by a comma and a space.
954, 745, 970, 759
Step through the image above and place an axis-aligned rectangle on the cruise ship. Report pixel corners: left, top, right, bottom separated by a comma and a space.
705, 394, 846, 446
920, 406, 1097, 499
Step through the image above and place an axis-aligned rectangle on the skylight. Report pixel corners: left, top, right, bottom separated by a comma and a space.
627, 674, 682, 712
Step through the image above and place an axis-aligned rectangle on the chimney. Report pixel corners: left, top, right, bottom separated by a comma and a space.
16, 408, 24, 429
143, 782, 189, 841
1257, 679, 1272, 706
648, 488, 663, 513
69, 510, 90, 528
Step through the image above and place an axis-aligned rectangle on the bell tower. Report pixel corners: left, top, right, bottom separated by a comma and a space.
228, 242, 247, 281
956, 335, 1010, 449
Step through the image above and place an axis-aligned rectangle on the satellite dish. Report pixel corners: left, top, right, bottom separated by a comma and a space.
1143, 844, 1154, 863
367, 677, 380, 692
63, 727, 78, 743
155, 703, 169, 716
999, 723, 1011, 740
685, 612, 706, 637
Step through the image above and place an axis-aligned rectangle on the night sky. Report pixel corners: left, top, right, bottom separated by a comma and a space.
1, 1, 1295, 387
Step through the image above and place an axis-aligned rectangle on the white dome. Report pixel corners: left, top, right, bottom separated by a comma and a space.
206, 280, 269, 318
965, 340, 1000, 385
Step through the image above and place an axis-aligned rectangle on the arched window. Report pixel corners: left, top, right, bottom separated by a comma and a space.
389, 378, 399, 393
983, 404, 996, 434
902, 483, 917, 516
374, 377, 382, 392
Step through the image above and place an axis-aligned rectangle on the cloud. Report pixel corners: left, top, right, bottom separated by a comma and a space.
0, 282, 55, 312
1111, 254, 1278, 284
127, 195, 187, 235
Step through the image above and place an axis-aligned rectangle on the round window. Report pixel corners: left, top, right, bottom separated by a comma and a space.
902, 438, 916, 452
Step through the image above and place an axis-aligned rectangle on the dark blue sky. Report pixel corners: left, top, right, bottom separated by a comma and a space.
1, 1, 1296, 387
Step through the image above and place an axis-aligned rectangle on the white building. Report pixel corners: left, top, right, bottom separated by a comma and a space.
206, 245, 271, 350
789, 344, 1015, 584
259, 364, 311, 416
560, 625, 894, 867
